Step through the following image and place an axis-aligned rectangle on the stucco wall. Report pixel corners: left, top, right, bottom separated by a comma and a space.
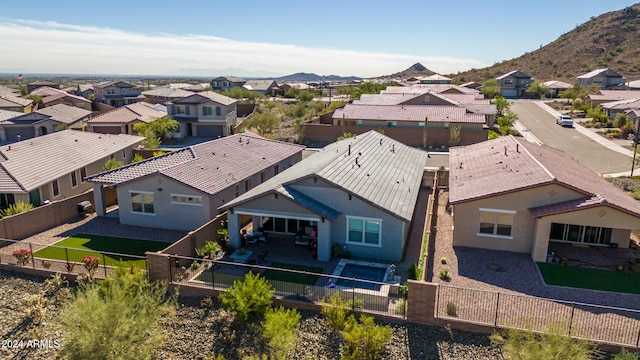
452, 184, 584, 254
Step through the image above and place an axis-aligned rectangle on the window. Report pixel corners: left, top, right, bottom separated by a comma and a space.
80, 167, 87, 183
215, 106, 221, 116
387, 121, 397, 128
346, 216, 382, 247
122, 149, 126, 158
260, 171, 267, 183
418, 122, 425, 128
274, 164, 279, 175
52, 180, 60, 197
106, 88, 115, 95
503, 79, 513, 85
70, 172, 78, 188
130, 191, 154, 215
245, 178, 252, 192
356, 120, 363, 126
478, 209, 515, 238
203, 106, 213, 116
175, 106, 186, 115
171, 194, 203, 206
549, 223, 612, 245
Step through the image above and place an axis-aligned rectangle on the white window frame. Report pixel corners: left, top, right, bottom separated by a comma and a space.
175, 105, 186, 115
70, 171, 78, 188
477, 208, 515, 239
345, 215, 382, 248
129, 190, 155, 216
170, 193, 203, 206
52, 179, 60, 198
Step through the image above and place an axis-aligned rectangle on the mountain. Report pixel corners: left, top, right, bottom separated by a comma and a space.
379, 63, 437, 79
273, 72, 361, 82
450, 4, 640, 84
166, 67, 285, 78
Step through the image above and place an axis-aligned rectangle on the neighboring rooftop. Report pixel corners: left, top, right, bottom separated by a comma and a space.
171, 91, 237, 106
449, 136, 640, 217
35, 104, 92, 124
333, 104, 485, 124
142, 88, 195, 98
222, 131, 429, 221
589, 90, 640, 102
88, 102, 166, 124
87, 133, 304, 195
0, 110, 22, 122
0, 130, 143, 193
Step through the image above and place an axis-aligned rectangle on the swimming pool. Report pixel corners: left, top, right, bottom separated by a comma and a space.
332, 259, 392, 291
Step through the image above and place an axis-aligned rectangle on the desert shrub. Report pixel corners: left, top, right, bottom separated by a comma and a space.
395, 298, 407, 315
23, 293, 46, 325
220, 271, 274, 321
262, 306, 301, 360
572, 98, 583, 109
321, 292, 350, 331
131, 154, 144, 163
613, 348, 640, 360
614, 113, 630, 128
59, 265, 176, 360
1, 201, 34, 216
190, 261, 200, 270
490, 323, 601, 360
488, 129, 500, 140
439, 268, 451, 281
341, 314, 391, 360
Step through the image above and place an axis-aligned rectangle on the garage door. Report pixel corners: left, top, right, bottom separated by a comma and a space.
196, 125, 224, 137
92, 126, 122, 134
5, 127, 35, 141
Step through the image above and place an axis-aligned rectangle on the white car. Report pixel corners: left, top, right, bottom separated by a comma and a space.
556, 115, 573, 127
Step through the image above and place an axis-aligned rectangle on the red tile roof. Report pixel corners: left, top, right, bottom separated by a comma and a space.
88, 102, 166, 124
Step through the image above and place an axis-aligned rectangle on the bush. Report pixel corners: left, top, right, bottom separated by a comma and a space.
190, 261, 200, 270
196, 240, 223, 258
1, 201, 34, 216
40, 259, 52, 269
59, 265, 176, 360
220, 271, 274, 321
262, 306, 301, 360
490, 323, 601, 360
614, 113, 630, 128
321, 292, 350, 331
446, 302, 458, 317
12, 249, 31, 266
439, 268, 451, 281
341, 314, 391, 360
81, 256, 100, 274
613, 348, 640, 359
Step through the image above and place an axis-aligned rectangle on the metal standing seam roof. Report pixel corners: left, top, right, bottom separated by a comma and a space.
87, 102, 167, 124
222, 131, 429, 222
449, 136, 640, 217
87, 133, 305, 195
0, 130, 143, 193
333, 104, 485, 124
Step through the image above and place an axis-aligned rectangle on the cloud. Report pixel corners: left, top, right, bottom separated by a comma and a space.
0, 20, 486, 77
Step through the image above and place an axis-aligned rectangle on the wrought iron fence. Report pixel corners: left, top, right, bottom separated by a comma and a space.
0, 238, 148, 279
168, 254, 408, 318
436, 284, 640, 348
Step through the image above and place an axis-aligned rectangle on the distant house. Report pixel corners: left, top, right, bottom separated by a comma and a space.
167, 91, 237, 138
542, 80, 572, 98
142, 87, 195, 104
31, 87, 92, 110
94, 81, 144, 107
0, 130, 142, 208
0, 87, 33, 113
627, 80, 640, 90
220, 131, 430, 262
496, 70, 534, 98
87, 133, 304, 231
587, 90, 640, 108
75, 84, 95, 99
27, 80, 60, 93
460, 81, 482, 90
577, 68, 625, 90
0, 104, 91, 142
449, 136, 640, 263
87, 102, 167, 135
419, 74, 453, 84
600, 98, 640, 119
243, 80, 280, 96
210, 76, 246, 91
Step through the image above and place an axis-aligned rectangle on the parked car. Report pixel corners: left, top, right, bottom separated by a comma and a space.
556, 115, 573, 127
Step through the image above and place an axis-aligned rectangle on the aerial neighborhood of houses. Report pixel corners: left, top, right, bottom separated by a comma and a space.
1, 62, 640, 353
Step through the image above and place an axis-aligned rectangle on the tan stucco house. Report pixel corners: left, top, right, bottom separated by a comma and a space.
87, 133, 304, 231
449, 136, 640, 262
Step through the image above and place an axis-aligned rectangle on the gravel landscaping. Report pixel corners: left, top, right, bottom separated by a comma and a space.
0, 269, 507, 360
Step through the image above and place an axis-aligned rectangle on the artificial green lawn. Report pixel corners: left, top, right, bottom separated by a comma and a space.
32, 233, 169, 269
537, 262, 640, 295
262, 262, 324, 286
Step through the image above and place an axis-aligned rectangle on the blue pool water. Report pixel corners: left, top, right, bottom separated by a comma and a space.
335, 263, 386, 291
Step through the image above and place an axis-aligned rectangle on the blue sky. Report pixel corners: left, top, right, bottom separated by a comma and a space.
0, 1, 637, 77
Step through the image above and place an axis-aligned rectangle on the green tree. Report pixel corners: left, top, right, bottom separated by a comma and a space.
586, 106, 608, 123
219, 271, 274, 321
103, 158, 124, 171
293, 118, 305, 144
481, 78, 500, 99
295, 90, 316, 102
526, 79, 550, 99
133, 116, 179, 141
490, 323, 601, 360
491, 96, 510, 117
614, 113, 629, 128
496, 110, 518, 136
59, 265, 176, 360
247, 112, 281, 136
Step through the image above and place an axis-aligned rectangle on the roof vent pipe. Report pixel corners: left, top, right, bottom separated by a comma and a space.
516, 143, 519, 153
504, 146, 507, 156
348, 144, 351, 156
392, 144, 395, 153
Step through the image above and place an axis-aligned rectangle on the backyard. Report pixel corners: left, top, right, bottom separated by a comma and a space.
32, 233, 169, 269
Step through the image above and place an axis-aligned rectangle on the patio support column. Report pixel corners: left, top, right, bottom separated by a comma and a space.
316, 220, 332, 262
93, 183, 106, 216
227, 212, 241, 248
251, 216, 262, 231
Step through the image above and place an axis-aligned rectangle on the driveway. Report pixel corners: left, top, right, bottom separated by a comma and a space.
511, 100, 633, 175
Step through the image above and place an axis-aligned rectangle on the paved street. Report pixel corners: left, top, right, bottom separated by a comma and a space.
511, 100, 634, 175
